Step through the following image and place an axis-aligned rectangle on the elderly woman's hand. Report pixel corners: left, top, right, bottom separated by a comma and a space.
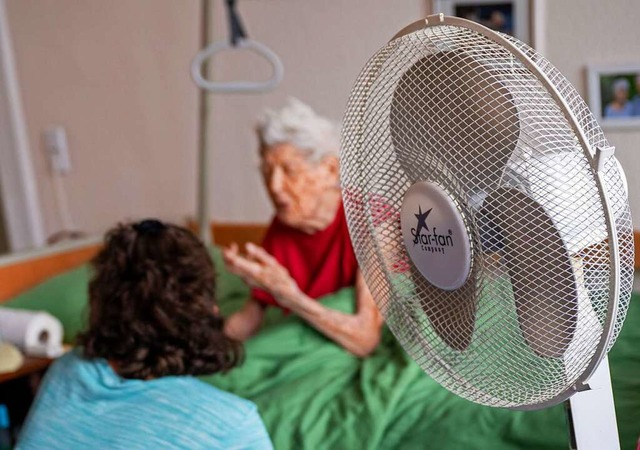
222, 243, 302, 308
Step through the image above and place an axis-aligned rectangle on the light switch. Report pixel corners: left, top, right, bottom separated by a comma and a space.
43, 126, 71, 174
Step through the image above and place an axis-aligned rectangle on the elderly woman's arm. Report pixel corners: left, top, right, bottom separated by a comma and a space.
282, 271, 383, 357
223, 243, 383, 357
224, 299, 265, 341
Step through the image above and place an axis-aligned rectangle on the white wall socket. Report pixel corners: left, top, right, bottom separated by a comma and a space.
43, 126, 71, 175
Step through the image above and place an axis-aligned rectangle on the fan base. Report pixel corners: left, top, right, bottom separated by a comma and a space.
566, 356, 619, 450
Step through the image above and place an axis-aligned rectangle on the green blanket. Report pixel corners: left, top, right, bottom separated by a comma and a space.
205, 288, 640, 450
6, 249, 640, 449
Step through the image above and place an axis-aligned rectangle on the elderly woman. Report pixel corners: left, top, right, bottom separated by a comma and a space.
223, 99, 383, 357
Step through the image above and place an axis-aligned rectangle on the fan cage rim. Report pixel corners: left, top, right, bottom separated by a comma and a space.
346, 14, 623, 409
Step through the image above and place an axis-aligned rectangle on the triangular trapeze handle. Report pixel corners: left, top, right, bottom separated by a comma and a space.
191, 38, 284, 94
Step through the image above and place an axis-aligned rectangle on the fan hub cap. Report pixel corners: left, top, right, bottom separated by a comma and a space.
400, 181, 472, 290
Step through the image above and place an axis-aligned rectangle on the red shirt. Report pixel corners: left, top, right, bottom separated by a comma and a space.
252, 203, 359, 308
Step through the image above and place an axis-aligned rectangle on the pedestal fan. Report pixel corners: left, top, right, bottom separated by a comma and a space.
340, 14, 633, 450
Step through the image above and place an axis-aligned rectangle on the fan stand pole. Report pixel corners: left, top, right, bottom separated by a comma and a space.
197, 0, 213, 246
565, 356, 620, 450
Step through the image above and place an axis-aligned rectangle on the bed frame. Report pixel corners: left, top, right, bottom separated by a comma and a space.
0, 226, 638, 304
0, 223, 267, 303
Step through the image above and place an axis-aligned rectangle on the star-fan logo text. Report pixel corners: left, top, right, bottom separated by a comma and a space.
411, 205, 454, 255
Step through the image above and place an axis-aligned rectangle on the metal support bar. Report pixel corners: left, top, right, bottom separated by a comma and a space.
567, 356, 619, 450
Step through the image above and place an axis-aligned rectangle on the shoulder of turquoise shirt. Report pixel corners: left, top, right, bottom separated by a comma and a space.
51, 348, 258, 425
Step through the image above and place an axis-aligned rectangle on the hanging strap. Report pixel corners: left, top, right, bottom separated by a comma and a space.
190, 0, 284, 93
225, 0, 247, 46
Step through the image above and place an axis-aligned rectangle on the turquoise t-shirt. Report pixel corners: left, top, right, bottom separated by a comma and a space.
17, 351, 273, 449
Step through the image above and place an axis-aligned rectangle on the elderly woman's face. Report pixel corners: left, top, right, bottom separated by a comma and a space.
615, 86, 629, 102
261, 143, 339, 228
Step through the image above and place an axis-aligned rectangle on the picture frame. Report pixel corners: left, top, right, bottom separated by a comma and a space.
587, 65, 640, 130
432, 0, 530, 44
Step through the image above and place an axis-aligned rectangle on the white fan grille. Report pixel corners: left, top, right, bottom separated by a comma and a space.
341, 23, 633, 409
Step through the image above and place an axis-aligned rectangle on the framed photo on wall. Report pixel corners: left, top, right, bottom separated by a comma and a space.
432, 0, 530, 44
587, 65, 640, 130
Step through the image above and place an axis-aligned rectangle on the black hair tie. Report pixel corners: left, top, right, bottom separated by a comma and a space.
133, 219, 166, 235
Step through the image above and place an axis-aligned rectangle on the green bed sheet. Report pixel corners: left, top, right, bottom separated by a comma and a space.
6, 249, 640, 449
205, 287, 640, 450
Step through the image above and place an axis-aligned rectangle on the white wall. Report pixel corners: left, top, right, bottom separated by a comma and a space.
208, 0, 640, 227
542, 0, 640, 225
206, 0, 428, 222
0, 184, 7, 253
7, 0, 639, 237
6, 0, 201, 240
5, 0, 428, 242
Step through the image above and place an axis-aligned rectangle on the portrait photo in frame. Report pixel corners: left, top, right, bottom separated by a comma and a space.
587, 65, 640, 130
432, 0, 530, 44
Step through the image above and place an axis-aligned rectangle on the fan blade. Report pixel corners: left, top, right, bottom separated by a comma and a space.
389, 51, 519, 192
476, 206, 505, 253
413, 271, 478, 351
482, 188, 578, 358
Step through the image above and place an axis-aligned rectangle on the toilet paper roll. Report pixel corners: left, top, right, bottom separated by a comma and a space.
0, 308, 63, 358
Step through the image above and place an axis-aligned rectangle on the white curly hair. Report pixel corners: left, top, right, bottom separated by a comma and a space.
257, 98, 340, 161
613, 78, 630, 93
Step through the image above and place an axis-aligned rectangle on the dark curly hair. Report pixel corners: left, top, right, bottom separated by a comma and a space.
77, 219, 242, 380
